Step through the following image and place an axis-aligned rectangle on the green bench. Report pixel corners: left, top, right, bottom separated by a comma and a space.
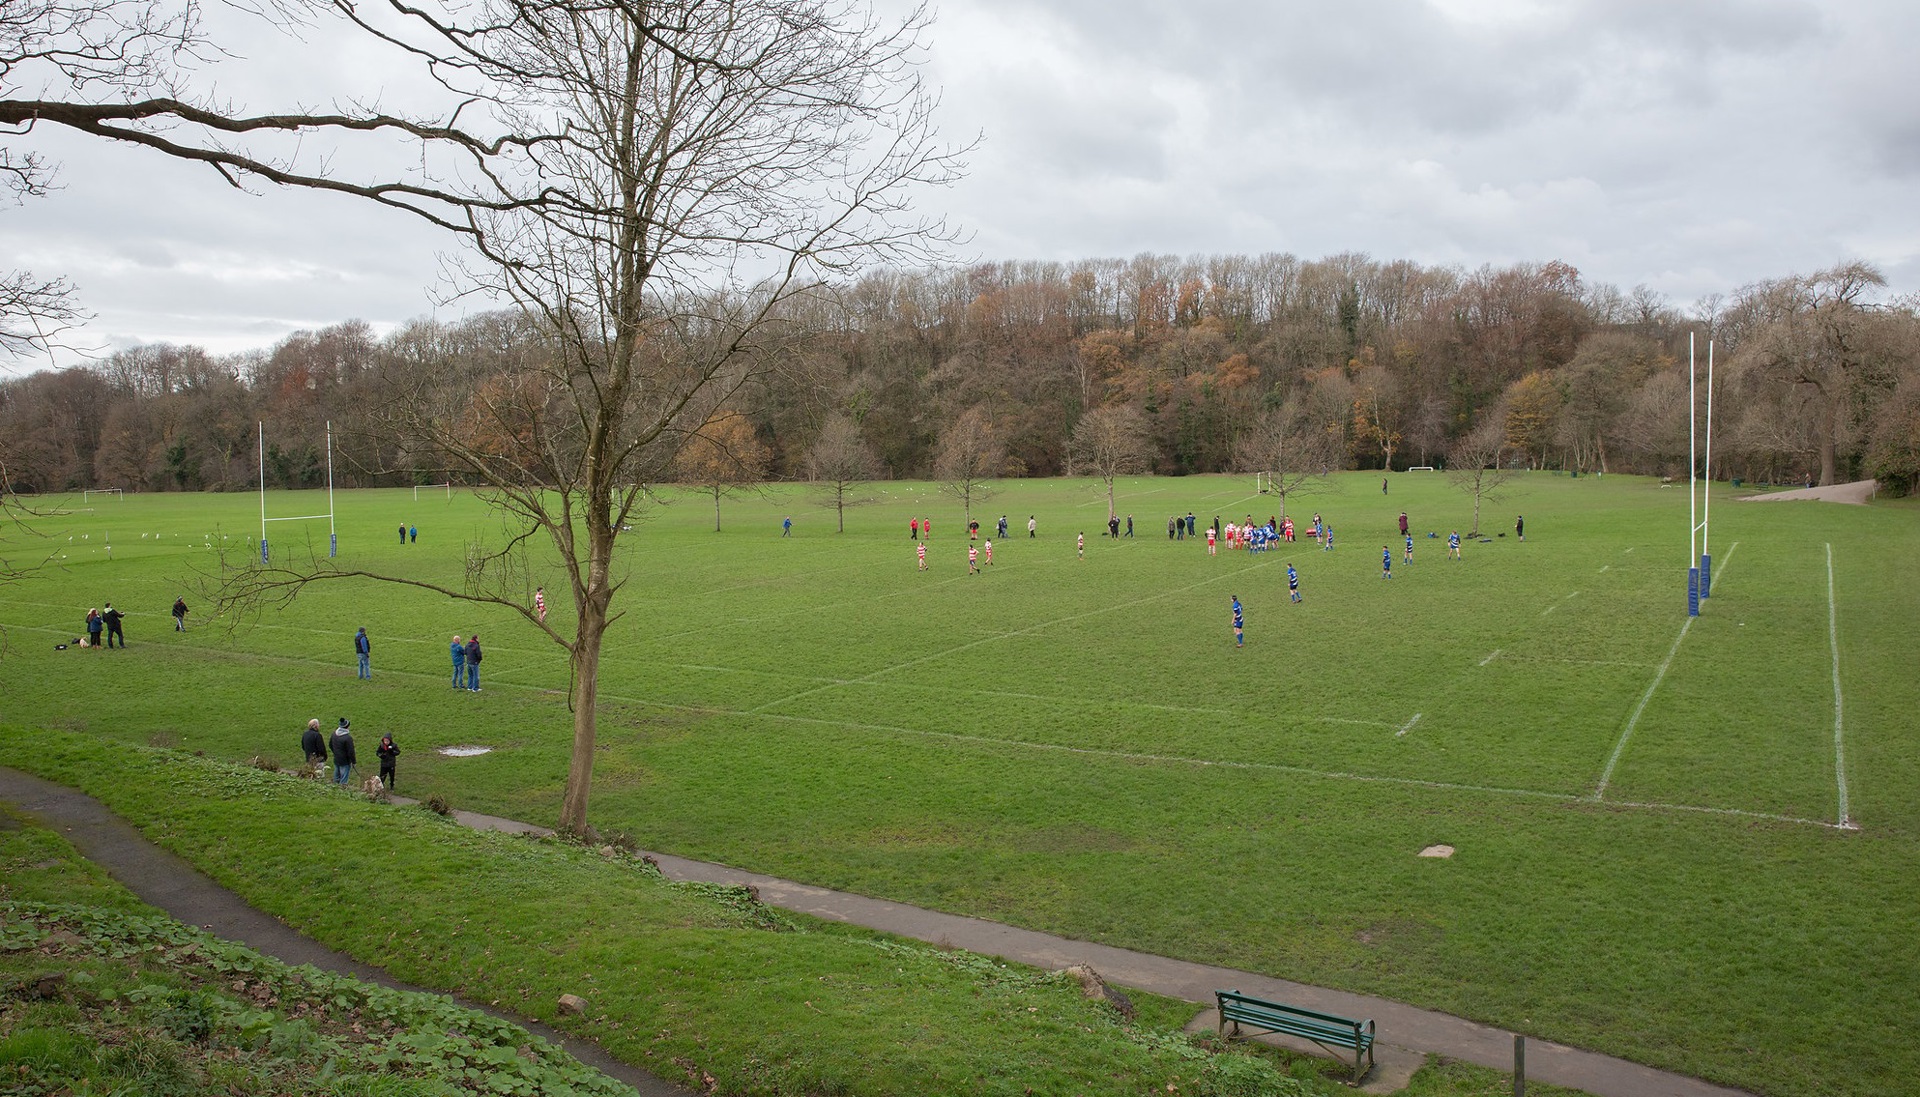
1216, 989, 1375, 1084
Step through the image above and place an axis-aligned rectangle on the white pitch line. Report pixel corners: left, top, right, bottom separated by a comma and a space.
1540, 605, 1556, 616
1599, 565, 1610, 572
1479, 649, 1502, 666
1396, 713, 1423, 737
1827, 543, 1852, 829
1590, 541, 1738, 801
1591, 616, 1691, 801
746, 560, 1269, 714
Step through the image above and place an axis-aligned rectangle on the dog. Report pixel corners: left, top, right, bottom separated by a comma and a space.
361, 774, 386, 797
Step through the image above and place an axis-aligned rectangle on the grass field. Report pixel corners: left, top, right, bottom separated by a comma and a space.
3, 472, 1917, 1096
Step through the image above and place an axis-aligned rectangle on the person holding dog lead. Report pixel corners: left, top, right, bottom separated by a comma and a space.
377, 733, 399, 790
302, 719, 326, 766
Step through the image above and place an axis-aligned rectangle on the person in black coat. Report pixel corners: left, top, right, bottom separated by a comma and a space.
464, 636, 482, 691
329, 719, 356, 785
376, 734, 399, 790
301, 719, 326, 766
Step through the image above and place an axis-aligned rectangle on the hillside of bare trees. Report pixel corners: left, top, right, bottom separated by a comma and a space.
6, 254, 1918, 497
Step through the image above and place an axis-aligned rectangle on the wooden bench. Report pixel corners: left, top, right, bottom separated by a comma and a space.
1216, 989, 1375, 1084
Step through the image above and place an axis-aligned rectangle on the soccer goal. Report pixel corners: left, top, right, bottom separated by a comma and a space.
414, 482, 452, 502
82, 487, 124, 502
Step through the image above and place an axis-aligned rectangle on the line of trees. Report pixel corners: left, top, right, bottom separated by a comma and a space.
7, 256, 1919, 496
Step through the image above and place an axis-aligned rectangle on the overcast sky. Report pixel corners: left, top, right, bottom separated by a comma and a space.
6, 0, 1918, 374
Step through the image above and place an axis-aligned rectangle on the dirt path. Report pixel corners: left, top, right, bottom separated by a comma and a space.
1738, 479, 1878, 504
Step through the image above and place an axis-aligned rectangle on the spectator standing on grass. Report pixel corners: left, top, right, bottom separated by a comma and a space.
783, 515, 793, 537
1231, 595, 1244, 647
1186, 512, 1196, 537
330, 719, 356, 785
999, 515, 1009, 538
1028, 515, 1036, 538
354, 627, 371, 679
302, 719, 326, 766
1516, 515, 1525, 541
1168, 516, 1176, 541
85, 608, 103, 648
1125, 514, 1134, 537
450, 634, 466, 687
377, 734, 399, 790
172, 597, 189, 631
1399, 511, 1409, 537
465, 635, 482, 691
1382, 477, 1389, 495
398, 524, 406, 544
103, 603, 125, 648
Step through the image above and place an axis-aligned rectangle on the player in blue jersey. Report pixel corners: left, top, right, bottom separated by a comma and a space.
1448, 530, 1461, 560
1382, 545, 1393, 579
1287, 563, 1301, 603
1404, 534, 1414, 564
1231, 595, 1244, 647
1322, 525, 1334, 552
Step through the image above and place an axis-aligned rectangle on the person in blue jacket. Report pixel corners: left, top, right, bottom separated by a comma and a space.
354, 627, 371, 679
450, 634, 466, 688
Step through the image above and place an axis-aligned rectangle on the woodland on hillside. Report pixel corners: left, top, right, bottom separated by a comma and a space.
5, 253, 1919, 497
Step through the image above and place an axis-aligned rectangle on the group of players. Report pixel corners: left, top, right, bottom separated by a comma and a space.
904, 503, 1522, 646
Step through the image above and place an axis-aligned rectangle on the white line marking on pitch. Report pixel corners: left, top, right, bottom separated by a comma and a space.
1479, 650, 1501, 666
1827, 543, 1854, 829
1624, 547, 1634, 553
1591, 541, 1736, 801
1599, 565, 1610, 572
1396, 713, 1423, 737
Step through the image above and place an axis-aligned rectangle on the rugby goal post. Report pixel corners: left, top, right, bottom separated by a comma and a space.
82, 487, 124, 501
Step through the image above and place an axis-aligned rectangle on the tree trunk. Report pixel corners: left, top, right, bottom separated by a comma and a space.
558, 616, 604, 835
836, 489, 845, 532
712, 487, 722, 532
1471, 486, 1482, 538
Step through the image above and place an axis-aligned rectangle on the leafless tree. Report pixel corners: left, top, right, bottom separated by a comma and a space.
807, 414, 878, 532
1067, 405, 1151, 520
68, 0, 971, 834
1233, 401, 1339, 517
1446, 417, 1516, 537
933, 406, 1002, 527
673, 409, 770, 532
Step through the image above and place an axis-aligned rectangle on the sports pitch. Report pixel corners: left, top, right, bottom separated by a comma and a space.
4, 473, 1917, 1097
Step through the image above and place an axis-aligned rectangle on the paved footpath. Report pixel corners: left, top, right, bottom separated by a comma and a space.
2, 766, 1755, 1097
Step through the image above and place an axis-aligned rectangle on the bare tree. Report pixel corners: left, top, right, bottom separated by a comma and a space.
807, 414, 878, 532
1726, 262, 1888, 485
933, 407, 1002, 527
674, 409, 771, 532
1233, 401, 1339, 517
105, 0, 968, 834
1068, 405, 1151, 519
1446, 417, 1516, 537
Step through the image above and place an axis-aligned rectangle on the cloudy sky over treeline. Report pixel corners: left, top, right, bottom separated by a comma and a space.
5, 0, 1917, 370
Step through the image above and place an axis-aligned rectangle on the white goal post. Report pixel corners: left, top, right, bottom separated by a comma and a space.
82, 488, 124, 501
414, 482, 453, 501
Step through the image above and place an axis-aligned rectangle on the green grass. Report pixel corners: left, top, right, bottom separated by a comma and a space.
0, 810, 640, 1096
3, 473, 1917, 1096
